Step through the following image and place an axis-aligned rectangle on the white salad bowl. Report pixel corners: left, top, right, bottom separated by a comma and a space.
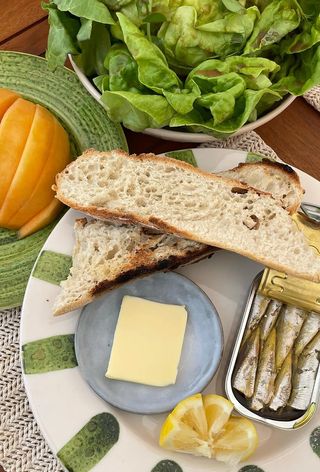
70, 56, 295, 143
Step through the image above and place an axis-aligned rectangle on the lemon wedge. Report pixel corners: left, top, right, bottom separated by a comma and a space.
159, 393, 211, 457
159, 393, 258, 465
203, 394, 233, 439
212, 416, 258, 465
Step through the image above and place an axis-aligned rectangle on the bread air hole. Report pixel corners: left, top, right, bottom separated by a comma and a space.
105, 246, 119, 259
136, 198, 147, 207
126, 185, 136, 196
145, 186, 157, 193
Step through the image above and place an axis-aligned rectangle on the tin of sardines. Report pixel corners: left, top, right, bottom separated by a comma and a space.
225, 273, 320, 430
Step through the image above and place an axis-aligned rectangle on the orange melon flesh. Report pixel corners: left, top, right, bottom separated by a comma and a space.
0, 104, 56, 226
8, 117, 70, 227
0, 89, 20, 120
18, 198, 63, 238
0, 98, 36, 207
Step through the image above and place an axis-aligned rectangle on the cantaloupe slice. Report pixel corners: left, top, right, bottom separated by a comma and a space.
8, 116, 70, 227
0, 98, 36, 207
0, 104, 56, 226
18, 198, 63, 238
0, 89, 20, 120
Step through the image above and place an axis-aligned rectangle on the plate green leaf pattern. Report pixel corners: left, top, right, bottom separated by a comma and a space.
238, 466, 265, 472
246, 151, 278, 163
57, 412, 120, 472
33, 250, 72, 285
22, 334, 77, 374
165, 150, 197, 167
246, 152, 268, 163
151, 459, 183, 472
310, 426, 320, 457
0, 51, 127, 309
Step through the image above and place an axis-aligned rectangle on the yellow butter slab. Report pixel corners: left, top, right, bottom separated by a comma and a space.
106, 295, 187, 387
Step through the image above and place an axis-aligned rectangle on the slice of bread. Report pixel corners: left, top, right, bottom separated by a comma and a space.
54, 149, 320, 282
218, 159, 304, 214
53, 218, 214, 315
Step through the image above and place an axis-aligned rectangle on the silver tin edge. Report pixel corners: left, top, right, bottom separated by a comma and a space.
225, 272, 320, 430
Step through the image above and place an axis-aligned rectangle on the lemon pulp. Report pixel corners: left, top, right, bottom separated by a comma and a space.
159, 393, 258, 465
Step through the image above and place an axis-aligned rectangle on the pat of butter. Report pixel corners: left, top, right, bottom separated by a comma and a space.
106, 295, 187, 387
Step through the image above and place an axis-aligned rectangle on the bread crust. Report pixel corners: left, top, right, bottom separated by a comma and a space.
53, 231, 214, 316
54, 149, 320, 283
220, 159, 304, 213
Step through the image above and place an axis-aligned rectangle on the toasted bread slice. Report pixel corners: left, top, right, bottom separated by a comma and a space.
54, 149, 320, 282
218, 159, 304, 214
53, 218, 214, 315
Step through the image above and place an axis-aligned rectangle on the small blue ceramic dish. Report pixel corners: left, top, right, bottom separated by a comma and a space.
75, 272, 223, 414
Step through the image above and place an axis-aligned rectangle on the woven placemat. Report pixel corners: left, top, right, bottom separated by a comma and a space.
0, 131, 281, 472
304, 86, 320, 112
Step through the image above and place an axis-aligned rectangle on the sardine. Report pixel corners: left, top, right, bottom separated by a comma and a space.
233, 328, 260, 398
250, 328, 276, 411
294, 312, 320, 358
245, 294, 271, 338
269, 352, 292, 411
260, 300, 282, 342
275, 305, 306, 371
288, 331, 320, 410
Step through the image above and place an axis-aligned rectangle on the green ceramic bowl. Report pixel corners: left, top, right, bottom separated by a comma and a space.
0, 51, 127, 309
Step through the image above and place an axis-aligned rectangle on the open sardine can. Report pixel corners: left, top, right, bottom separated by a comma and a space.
225, 272, 320, 430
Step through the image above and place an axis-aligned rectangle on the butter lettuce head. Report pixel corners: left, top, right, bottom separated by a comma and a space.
44, 0, 320, 137
158, 5, 259, 67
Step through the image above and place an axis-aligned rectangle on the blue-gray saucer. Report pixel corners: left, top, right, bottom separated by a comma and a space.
75, 272, 223, 414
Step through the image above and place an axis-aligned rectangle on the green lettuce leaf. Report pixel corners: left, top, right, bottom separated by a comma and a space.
297, 0, 320, 17
74, 21, 110, 76
104, 44, 146, 92
43, 2, 80, 70
101, 0, 133, 8
272, 43, 320, 94
158, 5, 259, 67
152, 0, 224, 25
222, 0, 245, 13
187, 56, 279, 88
93, 74, 110, 92
246, 0, 273, 11
163, 84, 201, 114
199, 89, 245, 124
51, 0, 115, 24
244, 0, 302, 54
117, 12, 182, 93
76, 18, 93, 41
100, 90, 175, 131
170, 87, 281, 137
280, 14, 320, 54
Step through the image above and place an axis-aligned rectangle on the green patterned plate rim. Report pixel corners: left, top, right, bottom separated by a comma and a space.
0, 50, 127, 309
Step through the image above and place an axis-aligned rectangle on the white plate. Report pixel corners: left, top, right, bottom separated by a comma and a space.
20, 148, 320, 472
70, 56, 295, 144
